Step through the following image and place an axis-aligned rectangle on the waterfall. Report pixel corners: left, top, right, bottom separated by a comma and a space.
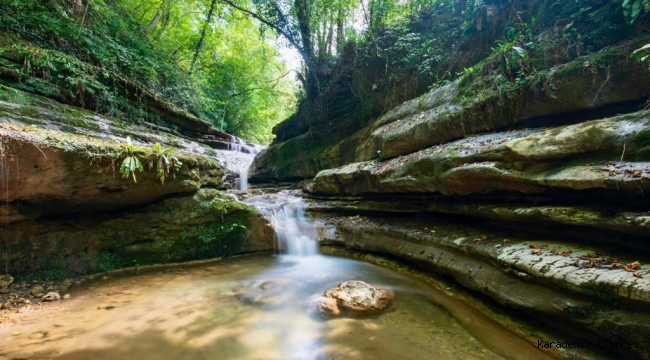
238, 167, 248, 191
244, 190, 318, 256
227, 135, 263, 192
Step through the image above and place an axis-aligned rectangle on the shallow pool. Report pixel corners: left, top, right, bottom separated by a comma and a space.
0, 254, 552, 360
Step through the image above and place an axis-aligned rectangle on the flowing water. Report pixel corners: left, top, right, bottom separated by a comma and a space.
0, 191, 554, 360
227, 136, 263, 191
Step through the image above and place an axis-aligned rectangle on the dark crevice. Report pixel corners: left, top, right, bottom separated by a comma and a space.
5, 188, 221, 225
309, 201, 650, 255
515, 97, 650, 130
307, 185, 650, 211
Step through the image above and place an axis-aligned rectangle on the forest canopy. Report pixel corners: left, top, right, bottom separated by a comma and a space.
0, 0, 299, 143
0, 0, 647, 143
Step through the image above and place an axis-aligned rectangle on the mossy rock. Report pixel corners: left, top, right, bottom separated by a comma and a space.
2, 189, 276, 279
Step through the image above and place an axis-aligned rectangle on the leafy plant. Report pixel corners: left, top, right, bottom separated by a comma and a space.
458, 67, 476, 77
631, 43, 650, 69
622, 0, 649, 25
491, 40, 527, 77
150, 143, 182, 184
119, 136, 143, 183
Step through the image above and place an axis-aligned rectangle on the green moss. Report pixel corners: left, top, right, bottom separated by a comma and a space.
581, 281, 621, 306
91, 212, 252, 271
93, 252, 126, 273
29, 252, 71, 281
625, 128, 650, 161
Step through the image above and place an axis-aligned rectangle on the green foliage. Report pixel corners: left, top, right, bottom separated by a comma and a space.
631, 43, 650, 69
623, 0, 649, 24
95, 252, 125, 272
150, 143, 181, 184
119, 137, 144, 183
458, 67, 476, 77
0, 0, 297, 143
491, 40, 527, 78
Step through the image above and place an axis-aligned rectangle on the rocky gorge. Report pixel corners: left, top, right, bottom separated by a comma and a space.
244, 3, 650, 359
1, 0, 650, 359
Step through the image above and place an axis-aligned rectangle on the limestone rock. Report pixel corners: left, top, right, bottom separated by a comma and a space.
311, 296, 341, 317
0, 124, 224, 219
30, 284, 44, 297
0, 274, 13, 287
251, 40, 650, 182
320, 280, 393, 316
42, 292, 61, 301
3, 188, 276, 276
308, 113, 650, 202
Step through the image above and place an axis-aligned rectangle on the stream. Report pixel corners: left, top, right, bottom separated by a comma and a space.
0, 191, 553, 360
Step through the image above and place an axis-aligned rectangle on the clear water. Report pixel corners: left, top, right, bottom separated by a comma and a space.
0, 191, 553, 360
244, 191, 319, 255
0, 255, 552, 360
227, 136, 262, 191
239, 168, 248, 191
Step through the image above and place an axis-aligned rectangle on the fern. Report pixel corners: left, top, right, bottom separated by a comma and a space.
150, 143, 182, 184
119, 136, 143, 183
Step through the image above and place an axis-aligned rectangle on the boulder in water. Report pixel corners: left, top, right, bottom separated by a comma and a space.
316, 280, 393, 317
312, 296, 341, 317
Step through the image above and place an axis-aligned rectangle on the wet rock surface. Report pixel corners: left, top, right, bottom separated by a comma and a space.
0, 87, 270, 278
0, 123, 224, 217
233, 279, 291, 308
0, 88, 263, 221
314, 213, 650, 359
1, 188, 276, 276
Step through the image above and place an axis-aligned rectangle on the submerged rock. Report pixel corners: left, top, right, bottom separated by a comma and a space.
316, 280, 393, 317
233, 279, 291, 308
312, 296, 341, 317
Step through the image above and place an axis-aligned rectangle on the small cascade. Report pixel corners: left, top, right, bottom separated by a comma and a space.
244, 190, 318, 256
228, 135, 263, 155
227, 135, 263, 191
238, 167, 248, 191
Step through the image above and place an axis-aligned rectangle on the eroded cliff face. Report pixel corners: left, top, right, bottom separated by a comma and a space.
0, 88, 276, 279
251, 38, 650, 182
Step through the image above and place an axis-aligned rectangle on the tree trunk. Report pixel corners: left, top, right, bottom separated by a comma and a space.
294, 0, 319, 99
326, 7, 334, 56
145, 9, 162, 35
189, 0, 218, 75
336, 2, 344, 53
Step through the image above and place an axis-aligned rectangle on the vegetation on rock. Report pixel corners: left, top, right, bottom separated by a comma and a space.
0, 0, 296, 143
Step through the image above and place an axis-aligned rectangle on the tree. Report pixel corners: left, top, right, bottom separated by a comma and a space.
189, 0, 218, 75
116, 0, 296, 142
216, 0, 358, 99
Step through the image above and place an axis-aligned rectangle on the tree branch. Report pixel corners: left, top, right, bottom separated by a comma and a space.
227, 70, 297, 98
217, 0, 308, 62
